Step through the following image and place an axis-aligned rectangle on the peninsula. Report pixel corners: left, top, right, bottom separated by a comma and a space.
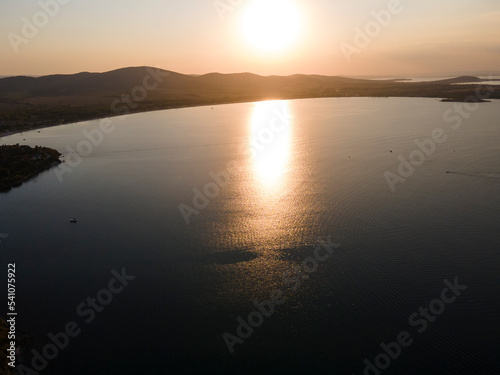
0, 145, 61, 192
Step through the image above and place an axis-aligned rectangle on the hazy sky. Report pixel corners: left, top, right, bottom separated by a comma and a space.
1, 0, 499, 76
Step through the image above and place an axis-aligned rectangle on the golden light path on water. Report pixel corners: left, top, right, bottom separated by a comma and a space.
200, 99, 323, 297
249, 100, 292, 190
204, 99, 330, 305
238, 100, 316, 254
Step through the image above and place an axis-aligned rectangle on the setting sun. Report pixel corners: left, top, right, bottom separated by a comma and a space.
240, 0, 302, 52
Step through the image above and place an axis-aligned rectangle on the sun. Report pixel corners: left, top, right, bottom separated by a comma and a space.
241, 0, 302, 52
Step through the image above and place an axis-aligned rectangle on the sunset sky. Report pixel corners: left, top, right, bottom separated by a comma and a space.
1, 0, 499, 77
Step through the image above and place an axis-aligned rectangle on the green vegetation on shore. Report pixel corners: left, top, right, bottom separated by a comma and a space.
0, 145, 61, 192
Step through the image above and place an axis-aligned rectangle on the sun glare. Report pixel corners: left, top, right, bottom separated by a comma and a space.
241, 0, 302, 52
249, 101, 292, 188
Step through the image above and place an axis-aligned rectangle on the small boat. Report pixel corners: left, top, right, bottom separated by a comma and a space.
70, 218, 77, 223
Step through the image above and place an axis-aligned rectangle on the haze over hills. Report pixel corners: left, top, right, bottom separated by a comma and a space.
350, 71, 500, 80
0, 67, 499, 135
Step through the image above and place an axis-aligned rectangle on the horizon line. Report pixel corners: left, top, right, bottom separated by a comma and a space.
1, 66, 500, 80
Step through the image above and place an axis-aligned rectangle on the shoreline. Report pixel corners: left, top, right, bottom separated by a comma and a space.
0, 145, 62, 192
0, 99, 260, 138
1, 94, 499, 139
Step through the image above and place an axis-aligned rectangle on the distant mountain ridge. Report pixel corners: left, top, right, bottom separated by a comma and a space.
0, 66, 494, 99
0, 67, 385, 97
0, 67, 499, 135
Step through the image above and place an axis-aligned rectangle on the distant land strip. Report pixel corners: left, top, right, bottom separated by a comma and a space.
0, 67, 499, 136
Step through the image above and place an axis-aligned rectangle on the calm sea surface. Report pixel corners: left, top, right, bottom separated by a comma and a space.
1, 98, 499, 374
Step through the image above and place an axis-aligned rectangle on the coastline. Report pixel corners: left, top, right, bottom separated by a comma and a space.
1, 93, 499, 139
0, 99, 260, 138
0, 145, 62, 192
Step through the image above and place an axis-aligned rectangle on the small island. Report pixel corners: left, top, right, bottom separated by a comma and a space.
0, 145, 62, 192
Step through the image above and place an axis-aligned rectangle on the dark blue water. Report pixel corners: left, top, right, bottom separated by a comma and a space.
1, 98, 499, 374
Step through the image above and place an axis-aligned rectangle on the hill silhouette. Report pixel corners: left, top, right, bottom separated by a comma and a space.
0, 67, 498, 135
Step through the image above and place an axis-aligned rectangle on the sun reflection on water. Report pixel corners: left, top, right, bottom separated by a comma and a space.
202, 100, 305, 256
248, 100, 293, 190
